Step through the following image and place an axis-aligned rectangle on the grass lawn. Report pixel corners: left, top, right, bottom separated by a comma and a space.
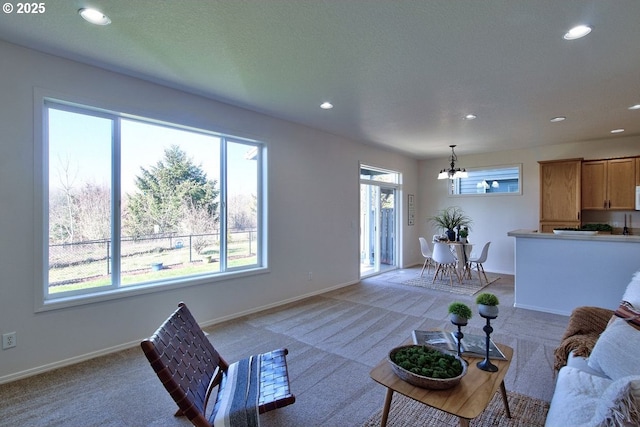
49, 240, 257, 294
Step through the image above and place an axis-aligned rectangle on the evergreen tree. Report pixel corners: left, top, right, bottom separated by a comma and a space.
125, 145, 218, 237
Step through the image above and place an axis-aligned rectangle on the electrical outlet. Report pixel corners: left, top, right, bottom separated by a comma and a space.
2, 332, 16, 349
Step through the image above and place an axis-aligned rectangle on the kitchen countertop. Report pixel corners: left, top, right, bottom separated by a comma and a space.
508, 229, 640, 243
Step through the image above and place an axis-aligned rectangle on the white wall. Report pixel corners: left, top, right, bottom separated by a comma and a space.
0, 40, 421, 382
419, 138, 640, 274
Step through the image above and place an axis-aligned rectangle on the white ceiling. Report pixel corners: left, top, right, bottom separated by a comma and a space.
1, 1, 639, 159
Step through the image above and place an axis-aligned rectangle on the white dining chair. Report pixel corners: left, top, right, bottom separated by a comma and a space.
468, 241, 491, 284
418, 237, 434, 277
431, 242, 461, 286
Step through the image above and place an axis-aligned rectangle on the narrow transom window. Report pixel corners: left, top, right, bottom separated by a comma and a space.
449, 165, 521, 196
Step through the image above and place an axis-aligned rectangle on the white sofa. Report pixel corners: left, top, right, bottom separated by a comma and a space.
545, 271, 640, 427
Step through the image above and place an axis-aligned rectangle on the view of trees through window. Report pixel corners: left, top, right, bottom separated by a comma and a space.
47, 103, 262, 298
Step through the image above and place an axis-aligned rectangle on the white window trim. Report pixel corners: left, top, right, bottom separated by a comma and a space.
33, 89, 269, 312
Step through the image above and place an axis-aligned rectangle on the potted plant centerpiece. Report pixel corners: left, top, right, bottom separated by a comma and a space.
448, 302, 472, 326
476, 292, 499, 318
429, 207, 472, 241
459, 227, 469, 243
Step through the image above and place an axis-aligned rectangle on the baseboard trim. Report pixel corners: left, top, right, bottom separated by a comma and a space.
0, 340, 140, 385
514, 302, 570, 316
0, 278, 360, 385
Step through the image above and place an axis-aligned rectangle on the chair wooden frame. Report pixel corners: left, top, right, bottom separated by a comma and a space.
141, 302, 295, 427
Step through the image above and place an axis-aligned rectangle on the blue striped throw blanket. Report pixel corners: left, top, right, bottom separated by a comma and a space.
212, 355, 260, 427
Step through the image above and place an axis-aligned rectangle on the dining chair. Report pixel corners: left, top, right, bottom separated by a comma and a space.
418, 237, 434, 277
431, 242, 461, 286
468, 241, 491, 284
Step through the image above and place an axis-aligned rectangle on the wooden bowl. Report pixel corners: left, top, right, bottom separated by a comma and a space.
388, 345, 467, 390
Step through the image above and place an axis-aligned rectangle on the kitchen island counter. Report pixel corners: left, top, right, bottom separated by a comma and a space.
508, 229, 640, 315
508, 228, 640, 243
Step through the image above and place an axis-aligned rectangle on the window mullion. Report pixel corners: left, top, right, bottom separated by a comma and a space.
111, 117, 121, 287
219, 138, 228, 272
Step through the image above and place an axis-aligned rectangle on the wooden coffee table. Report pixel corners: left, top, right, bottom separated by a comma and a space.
369, 342, 513, 427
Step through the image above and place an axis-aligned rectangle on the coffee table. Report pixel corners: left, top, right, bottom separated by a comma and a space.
369, 342, 513, 427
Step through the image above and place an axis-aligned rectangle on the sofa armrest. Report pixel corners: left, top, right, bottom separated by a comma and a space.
553, 306, 614, 371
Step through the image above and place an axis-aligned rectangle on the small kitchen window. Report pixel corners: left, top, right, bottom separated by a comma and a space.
449, 164, 521, 196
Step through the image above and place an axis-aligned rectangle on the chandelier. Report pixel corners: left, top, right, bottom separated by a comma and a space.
437, 145, 468, 180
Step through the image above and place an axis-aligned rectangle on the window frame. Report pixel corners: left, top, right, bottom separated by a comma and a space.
35, 92, 268, 312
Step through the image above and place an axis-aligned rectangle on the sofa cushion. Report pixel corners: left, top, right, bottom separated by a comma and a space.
567, 351, 608, 378
545, 366, 612, 427
621, 270, 640, 307
588, 318, 640, 381
592, 375, 640, 427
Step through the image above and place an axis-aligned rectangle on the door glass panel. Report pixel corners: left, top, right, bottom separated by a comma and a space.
360, 165, 400, 278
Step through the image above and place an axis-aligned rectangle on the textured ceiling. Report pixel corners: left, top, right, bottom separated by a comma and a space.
1, 1, 639, 159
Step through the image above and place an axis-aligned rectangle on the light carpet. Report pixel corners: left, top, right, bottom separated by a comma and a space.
401, 270, 500, 296
362, 390, 549, 427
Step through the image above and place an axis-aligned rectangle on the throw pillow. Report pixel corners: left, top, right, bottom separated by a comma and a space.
592, 375, 640, 427
588, 318, 640, 380
615, 300, 640, 331
621, 270, 640, 308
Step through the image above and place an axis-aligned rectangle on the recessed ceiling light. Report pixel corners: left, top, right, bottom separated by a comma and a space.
463, 114, 477, 120
320, 102, 333, 110
629, 104, 640, 110
610, 129, 625, 134
563, 25, 592, 40
550, 116, 566, 122
79, 8, 111, 25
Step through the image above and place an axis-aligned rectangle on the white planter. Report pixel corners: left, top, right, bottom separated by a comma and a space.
449, 313, 469, 326
478, 304, 499, 318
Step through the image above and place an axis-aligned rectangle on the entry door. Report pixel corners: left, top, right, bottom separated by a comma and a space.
360, 182, 397, 277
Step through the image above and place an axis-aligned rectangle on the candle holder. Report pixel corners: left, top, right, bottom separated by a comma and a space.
453, 323, 464, 358
476, 312, 498, 372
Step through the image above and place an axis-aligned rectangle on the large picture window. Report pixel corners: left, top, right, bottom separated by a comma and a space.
44, 100, 265, 303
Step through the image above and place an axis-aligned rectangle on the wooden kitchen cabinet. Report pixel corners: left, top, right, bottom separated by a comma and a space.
539, 159, 582, 231
636, 157, 640, 185
582, 158, 636, 210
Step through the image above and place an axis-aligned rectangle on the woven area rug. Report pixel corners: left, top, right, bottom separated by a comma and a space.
401, 270, 500, 296
362, 390, 549, 427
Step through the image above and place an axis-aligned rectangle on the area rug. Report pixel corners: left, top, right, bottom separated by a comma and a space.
362, 390, 549, 427
401, 271, 500, 296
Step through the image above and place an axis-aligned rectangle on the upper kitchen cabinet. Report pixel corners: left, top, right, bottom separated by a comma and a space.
582, 158, 636, 210
539, 159, 582, 232
637, 157, 640, 185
